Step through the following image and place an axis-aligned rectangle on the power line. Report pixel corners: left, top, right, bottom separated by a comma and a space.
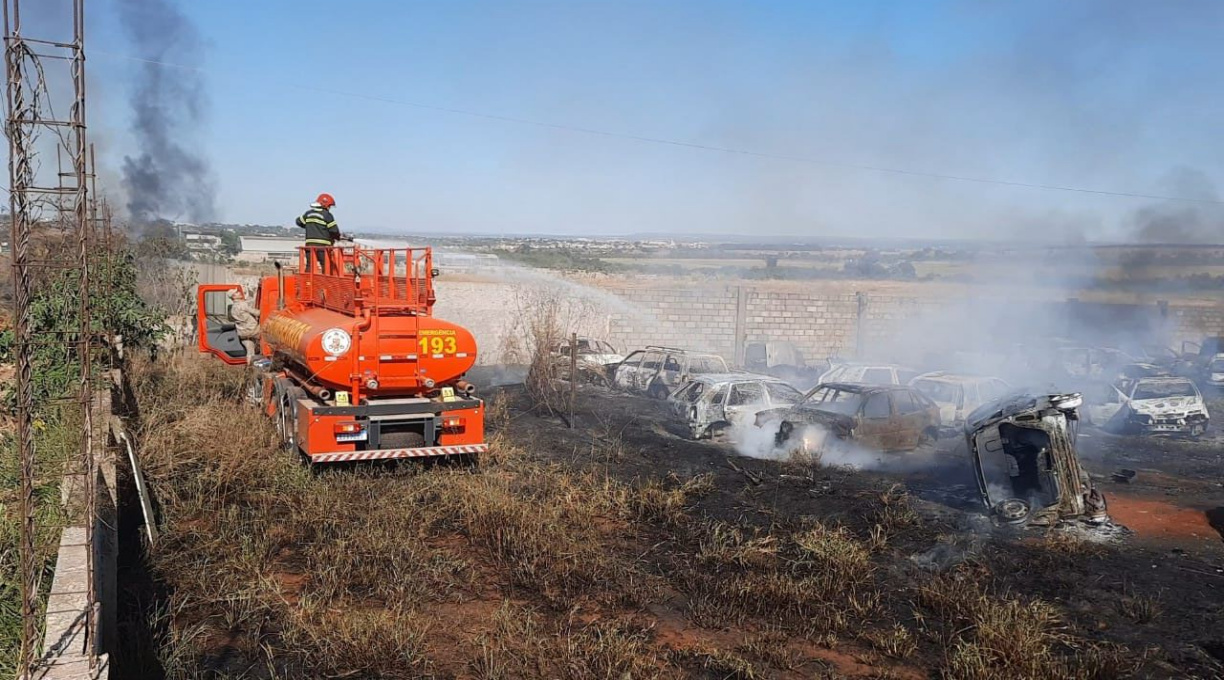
91, 49, 1224, 207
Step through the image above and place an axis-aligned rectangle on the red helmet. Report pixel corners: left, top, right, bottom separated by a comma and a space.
316, 193, 336, 208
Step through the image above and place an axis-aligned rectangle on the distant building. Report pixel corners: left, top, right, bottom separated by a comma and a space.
433, 251, 500, 273
237, 236, 300, 263
182, 231, 222, 254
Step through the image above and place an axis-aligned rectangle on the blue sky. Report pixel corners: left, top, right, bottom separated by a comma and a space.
73, 0, 1224, 239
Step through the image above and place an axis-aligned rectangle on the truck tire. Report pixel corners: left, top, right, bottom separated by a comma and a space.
272, 379, 306, 454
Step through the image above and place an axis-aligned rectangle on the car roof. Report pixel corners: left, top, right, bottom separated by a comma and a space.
912, 372, 1003, 384
828, 362, 913, 370
818, 382, 910, 394
687, 372, 790, 385
1134, 376, 1195, 386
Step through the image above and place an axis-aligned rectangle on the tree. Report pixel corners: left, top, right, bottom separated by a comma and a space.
219, 229, 242, 256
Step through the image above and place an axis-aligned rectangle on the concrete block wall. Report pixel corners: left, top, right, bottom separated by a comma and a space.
741, 290, 860, 361
433, 277, 1224, 366
605, 285, 740, 357
1168, 306, 1224, 346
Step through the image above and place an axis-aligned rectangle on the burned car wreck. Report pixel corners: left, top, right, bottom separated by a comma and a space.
757, 382, 941, 454
964, 392, 1108, 527
1082, 374, 1209, 437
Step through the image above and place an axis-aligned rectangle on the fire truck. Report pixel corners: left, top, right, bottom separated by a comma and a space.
195, 244, 487, 463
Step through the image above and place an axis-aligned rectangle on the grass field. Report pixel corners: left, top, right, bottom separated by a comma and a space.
115, 353, 1210, 678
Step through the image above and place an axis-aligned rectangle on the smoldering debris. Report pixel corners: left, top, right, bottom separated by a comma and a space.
118, 0, 216, 224
733, 420, 956, 474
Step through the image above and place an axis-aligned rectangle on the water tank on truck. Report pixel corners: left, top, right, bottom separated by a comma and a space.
195, 244, 488, 464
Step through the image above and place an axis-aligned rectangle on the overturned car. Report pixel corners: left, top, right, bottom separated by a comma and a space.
964, 392, 1108, 527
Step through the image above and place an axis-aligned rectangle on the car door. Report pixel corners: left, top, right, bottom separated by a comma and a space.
613, 351, 644, 390
657, 352, 684, 389
890, 389, 928, 449
958, 383, 981, 424
636, 350, 665, 392
855, 392, 895, 450
724, 381, 767, 429
701, 385, 729, 432
1084, 382, 1124, 427
196, 284, 248, 365
669, 380, 701, 418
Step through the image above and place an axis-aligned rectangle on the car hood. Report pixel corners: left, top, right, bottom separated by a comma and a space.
1129, 396, 1205, 414
579, 353, 625, 366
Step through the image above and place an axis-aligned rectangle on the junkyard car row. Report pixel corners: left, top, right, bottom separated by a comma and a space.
577, 334, 1224, 527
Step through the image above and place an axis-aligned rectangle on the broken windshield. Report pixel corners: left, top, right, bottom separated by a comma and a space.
799, 386, 865, 415
765, 382, 803, 403
1132, 381, 1197, 400
912, 379, 958, 404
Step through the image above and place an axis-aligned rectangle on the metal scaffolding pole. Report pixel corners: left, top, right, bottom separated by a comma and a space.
3, 0, 94, 674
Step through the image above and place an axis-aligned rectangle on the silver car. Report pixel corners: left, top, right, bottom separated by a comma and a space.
668, 373, 804, 440
613, 346, 730, 399
909, 372, 1011, 434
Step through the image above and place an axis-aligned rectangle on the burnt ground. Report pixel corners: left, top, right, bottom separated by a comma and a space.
121, 355, 1224, 679
499, 382, 1224, 676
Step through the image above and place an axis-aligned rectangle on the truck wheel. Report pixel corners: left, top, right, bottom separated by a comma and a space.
648, 382, 669, 400
281, 387, 307, 453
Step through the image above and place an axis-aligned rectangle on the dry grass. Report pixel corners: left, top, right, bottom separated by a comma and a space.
918, 568, 1141, 680
123, 353, 1157, 678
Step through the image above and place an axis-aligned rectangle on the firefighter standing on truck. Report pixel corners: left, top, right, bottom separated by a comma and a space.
295, 193, 342, 271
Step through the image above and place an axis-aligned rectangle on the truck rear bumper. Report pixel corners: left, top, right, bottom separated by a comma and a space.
310, 443, 489, 463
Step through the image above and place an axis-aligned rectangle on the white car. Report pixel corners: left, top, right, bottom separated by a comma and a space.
908, 372, 1012, 433
1083, 376, 1209, 437
817, 362, 920, 387
668, 373, 805, 440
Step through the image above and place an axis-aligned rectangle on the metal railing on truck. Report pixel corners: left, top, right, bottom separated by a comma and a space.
295, 245, 435, 315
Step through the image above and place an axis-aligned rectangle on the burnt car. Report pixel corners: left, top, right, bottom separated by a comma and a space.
1082, 375, 1208, 437
668, 372, 804, 440
552, 337, 624, 385
742, 341, 823, 389
1056, 346, 1136, 382
612, 346, 729, 399
756, 382, 941, 454
817, 362, 921, 387
908, 372, 1012, 434
964, 392, 1108, 527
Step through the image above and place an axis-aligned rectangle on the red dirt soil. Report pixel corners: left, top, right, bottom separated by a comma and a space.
1108, 494, 1222, 544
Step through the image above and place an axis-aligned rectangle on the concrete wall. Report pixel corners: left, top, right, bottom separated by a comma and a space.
38, 388, 117, 679
436, 278, 1224, 366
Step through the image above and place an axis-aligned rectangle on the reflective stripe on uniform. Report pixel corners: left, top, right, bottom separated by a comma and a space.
304, 239, 332, 245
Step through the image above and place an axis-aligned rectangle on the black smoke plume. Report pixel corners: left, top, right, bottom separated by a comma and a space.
118, 0, 215, 224
1127, 167, 1224, 245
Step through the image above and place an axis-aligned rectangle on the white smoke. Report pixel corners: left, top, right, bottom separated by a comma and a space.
733, 420, 905, 469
